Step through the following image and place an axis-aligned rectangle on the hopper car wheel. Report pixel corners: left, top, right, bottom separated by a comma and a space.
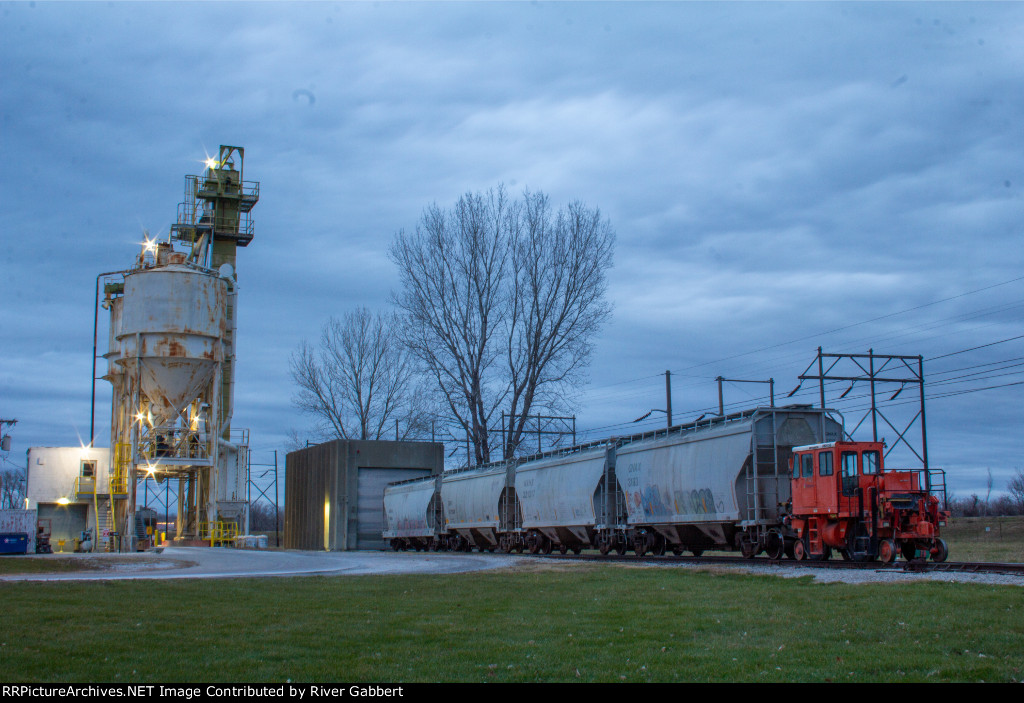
528, 535, 541, 555
599, 539, 611, 556
652, 538, 666, 557
672, 546, 684, 556
878, 539, 897, 564
541, 539, 554, 555
765, 531, 785, 560
791, 539, 806, 561
634, 540, 648, 557
615, 539, 627, 556
572, 546, 582, 555
931, 538, 948, 563
515, 542, 524, 554
390, 540, 401, 552
559, 543, 568, 555
690, 549, 704, 558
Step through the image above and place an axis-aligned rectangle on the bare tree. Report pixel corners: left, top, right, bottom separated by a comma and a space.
1008, 467, 1024, 514
290, 308, 431, 442
1, 467, 26, 509
391, 186, 614, 464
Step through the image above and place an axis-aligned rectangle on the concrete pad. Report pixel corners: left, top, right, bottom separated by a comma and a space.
0, 547, 524, 582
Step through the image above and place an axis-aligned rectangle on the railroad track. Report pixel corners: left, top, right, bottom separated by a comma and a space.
531, 552, 1024, 576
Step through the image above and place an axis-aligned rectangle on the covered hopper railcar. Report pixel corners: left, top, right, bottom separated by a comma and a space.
382, 404, 949, 562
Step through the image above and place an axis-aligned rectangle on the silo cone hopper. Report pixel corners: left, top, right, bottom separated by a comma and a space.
117, 261, 227, 465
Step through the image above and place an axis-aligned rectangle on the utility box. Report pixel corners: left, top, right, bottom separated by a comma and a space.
284, 440, 443, 551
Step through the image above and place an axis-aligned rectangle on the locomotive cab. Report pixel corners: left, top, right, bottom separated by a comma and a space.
787, 441, 949, 563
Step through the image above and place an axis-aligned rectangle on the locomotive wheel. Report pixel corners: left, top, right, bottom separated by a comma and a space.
878, 539, 897, 564
901, 542, 918, 561
791, 539, 806, 561
931, 538, 949, 563
765, 531, 784, 560
838, 549, 852, 561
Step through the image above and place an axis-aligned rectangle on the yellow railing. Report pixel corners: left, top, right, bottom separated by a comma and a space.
199, 520, 240, 547
110, 443, 131, 495
74, 476, 96, 497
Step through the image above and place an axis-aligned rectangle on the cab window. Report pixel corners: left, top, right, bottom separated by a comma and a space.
818, 451, 833, 477
792, 456, 801, 479
841, 451, 859, 496
841, 452, 857, 478
801, 454, 814, 479
863, 450, 879, 475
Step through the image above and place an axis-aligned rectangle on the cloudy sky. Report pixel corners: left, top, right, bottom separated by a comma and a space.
2, 1, 1021, 498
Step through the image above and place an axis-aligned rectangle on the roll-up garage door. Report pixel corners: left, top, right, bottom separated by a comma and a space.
37, 503, 88, 549
357, 468, 430, 550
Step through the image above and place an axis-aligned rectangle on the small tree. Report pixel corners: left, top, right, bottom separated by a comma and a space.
290, 307, 431, 442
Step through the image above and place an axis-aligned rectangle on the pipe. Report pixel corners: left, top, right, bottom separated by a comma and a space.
90, 269, 129, 447
217, 437, 240, 453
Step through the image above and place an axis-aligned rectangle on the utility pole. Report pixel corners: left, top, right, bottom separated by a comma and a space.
715, 377, 775, 416
664, 370, 672, 429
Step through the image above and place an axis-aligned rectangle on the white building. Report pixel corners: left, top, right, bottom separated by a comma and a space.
26, 446, 113, 551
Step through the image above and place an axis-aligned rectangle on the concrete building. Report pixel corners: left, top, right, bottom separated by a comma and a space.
25, 446, 113, 550
284, 440, 444, 551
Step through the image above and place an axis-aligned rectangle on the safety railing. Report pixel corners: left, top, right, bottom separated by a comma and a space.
74, 475, 96, 497
137, 426, 211, 463
110, 443, 131, 495
199, 520, 241, 547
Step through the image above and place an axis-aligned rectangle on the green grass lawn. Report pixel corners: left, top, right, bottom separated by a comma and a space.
1, 566, 1022, 683
941, 516, 1024, 563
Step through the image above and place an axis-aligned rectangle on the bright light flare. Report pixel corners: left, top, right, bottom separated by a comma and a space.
205, 157, 219, 170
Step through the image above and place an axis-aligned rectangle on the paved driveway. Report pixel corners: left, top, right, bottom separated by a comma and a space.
0, 547, 523, 581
